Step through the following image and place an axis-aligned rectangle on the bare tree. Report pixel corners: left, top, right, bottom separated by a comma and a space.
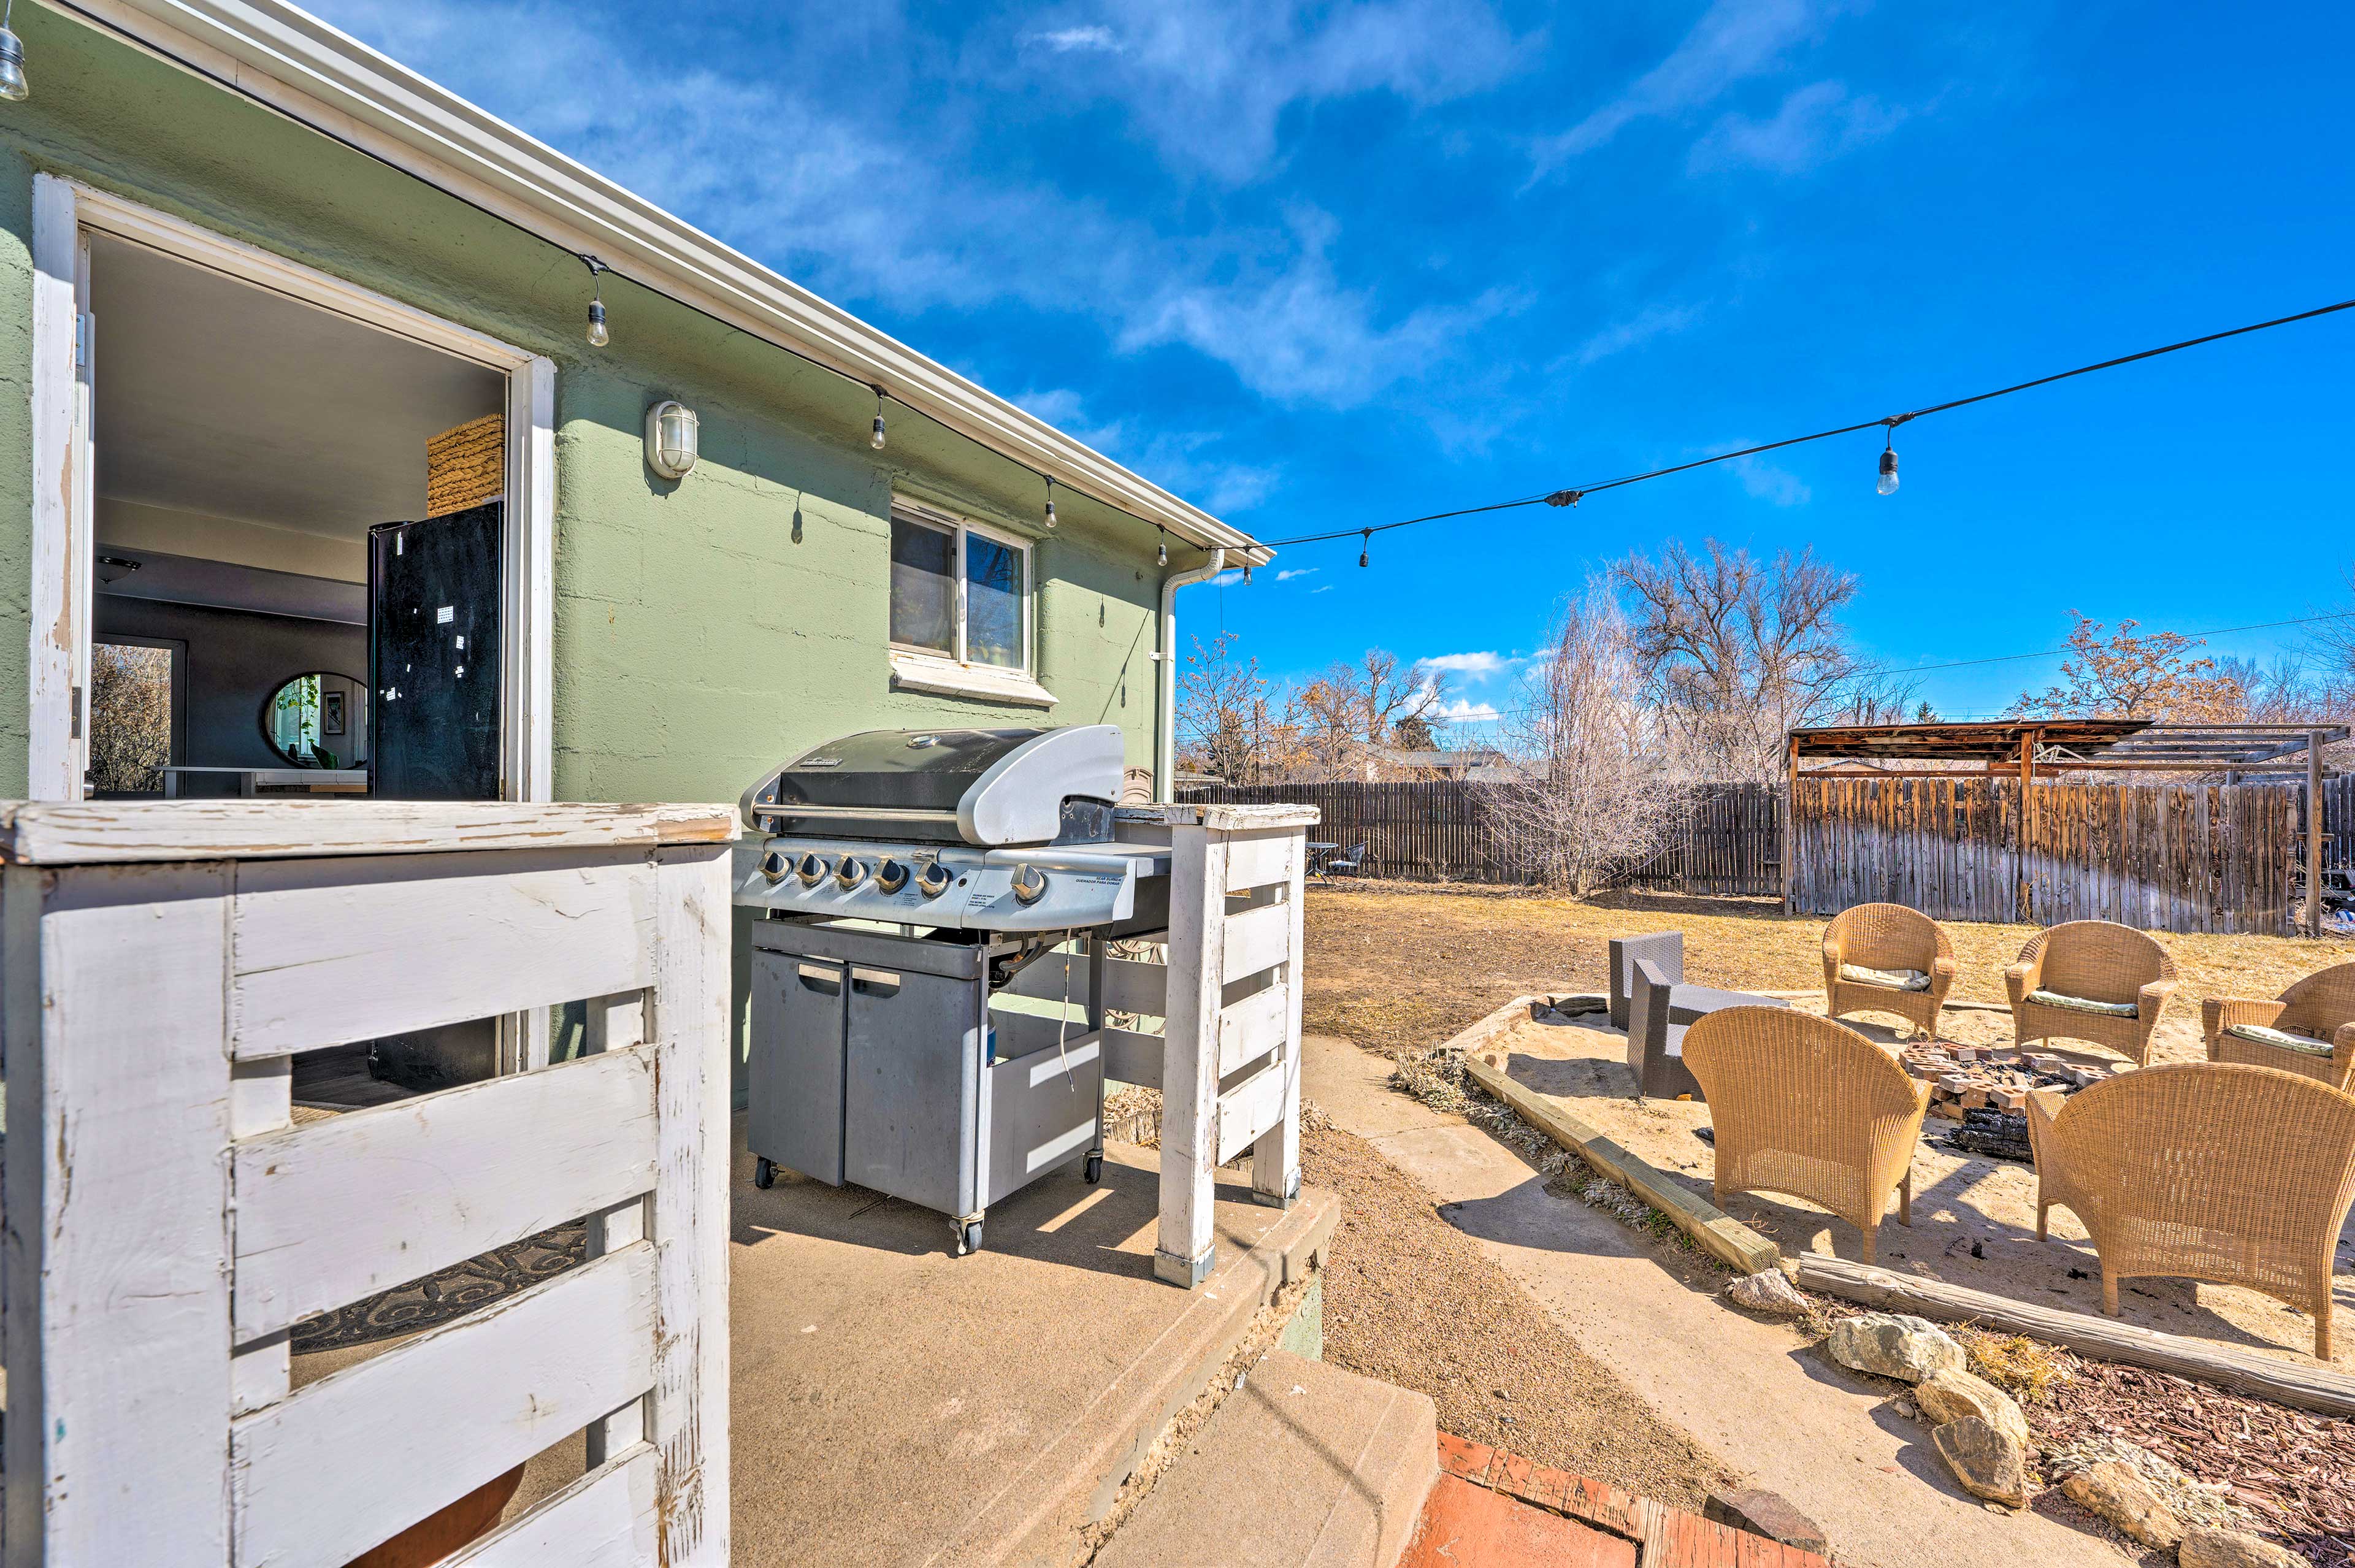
1615, 540, 1878, 782
88, 643, 172, 794
1176, 631, 1301, 784
1493, 583, 1694, 896
2012, 614, 2246, 721
1293, 649, 1448, 780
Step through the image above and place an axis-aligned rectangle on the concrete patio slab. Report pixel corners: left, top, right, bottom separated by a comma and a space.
725, 1114, 1335, 1568
1303, 1034, 2131, 1568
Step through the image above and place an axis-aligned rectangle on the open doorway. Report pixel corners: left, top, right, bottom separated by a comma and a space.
85, 228, 508, 800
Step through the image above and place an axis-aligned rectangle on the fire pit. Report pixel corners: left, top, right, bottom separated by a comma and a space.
1897, 1040, 2121, 1163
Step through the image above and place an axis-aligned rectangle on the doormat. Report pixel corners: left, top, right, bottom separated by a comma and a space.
291, 1220, 586, 1355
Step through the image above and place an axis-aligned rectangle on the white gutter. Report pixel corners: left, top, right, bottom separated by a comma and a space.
43, 0, 1273, 562
1155, 549, 1225, 803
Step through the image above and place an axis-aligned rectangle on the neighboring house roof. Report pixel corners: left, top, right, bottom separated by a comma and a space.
1373, 747, 1509, 770
67, 0, 1268, 563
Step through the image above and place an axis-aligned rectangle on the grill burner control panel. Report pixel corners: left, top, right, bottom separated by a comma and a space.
733, 838, 1162, 931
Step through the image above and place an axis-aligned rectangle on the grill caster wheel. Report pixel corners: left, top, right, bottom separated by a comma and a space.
1083, 1153, 1103, 1186
955, 1219, 984, 1256
752, 1157, 775, 1190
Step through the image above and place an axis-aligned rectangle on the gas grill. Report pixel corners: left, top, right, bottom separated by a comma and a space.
734, 725, 1169, 1255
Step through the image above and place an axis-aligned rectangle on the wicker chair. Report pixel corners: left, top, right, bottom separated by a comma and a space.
2204, 962, 2355, 1091
1821, 903, 1958, 1040
2027, 1062, 2355, 1359
2005, 920, 2178, 1066
1682, 1006, 1932, 1263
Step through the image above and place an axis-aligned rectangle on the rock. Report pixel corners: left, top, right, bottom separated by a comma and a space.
2058, 1462, 2183, 1550
1723, 1268, 1809, 1317
1932, 1415, 2031, 1508
1915, 1369, 2031, 1450
1825, 1312, 1966, 1383
2179, 1527, 2305, 1568
1704, 1488, 1830, 1556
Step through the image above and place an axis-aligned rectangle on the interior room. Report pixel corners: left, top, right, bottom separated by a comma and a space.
85, 229, 508, 801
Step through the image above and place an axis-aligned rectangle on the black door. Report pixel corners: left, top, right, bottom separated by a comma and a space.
369, 502, 503, 800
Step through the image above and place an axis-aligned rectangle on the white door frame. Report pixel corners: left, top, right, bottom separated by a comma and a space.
27, 172, 556, 803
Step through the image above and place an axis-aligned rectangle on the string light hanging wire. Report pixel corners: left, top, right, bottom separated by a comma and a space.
1262, 292, 2355, 551
870, 386, 887, 450
581, 254, 610, 346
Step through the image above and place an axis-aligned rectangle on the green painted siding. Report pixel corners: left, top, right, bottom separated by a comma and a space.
0, 7, 1179, 814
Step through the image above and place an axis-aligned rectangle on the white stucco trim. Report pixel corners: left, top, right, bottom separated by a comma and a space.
39, 0, 1271, 563
887, 650, 1057, 709
27, 175, 555, 802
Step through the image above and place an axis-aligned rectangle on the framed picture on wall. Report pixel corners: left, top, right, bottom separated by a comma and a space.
323, 689, 346, 738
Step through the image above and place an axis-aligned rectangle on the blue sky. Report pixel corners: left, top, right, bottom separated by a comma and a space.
312, 0, 2354, 732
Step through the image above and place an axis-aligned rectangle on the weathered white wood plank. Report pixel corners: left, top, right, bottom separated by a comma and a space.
1219, 897, 1290, 985
228, 847, 659, 1057
442, 1444, 659, 1568
1123, 803, 1321, 833
1003, 950, 1166, 1016
1217, 1061, 1288, 1165
646, 846, 732, 1568
1221, 831, 1298, 895
0, 800, 736, 865
231, 1046, 660, 1338
26, 173, 83, 803
1157, 832, 1227, 1285
229, 1056, 295, 1416
1216, 981, 1288, 1077
231, 1244, 657, 1568
1249, 832, 1308, 1206
1094, 1027, 1165, 1089
4, 863, 236, 1567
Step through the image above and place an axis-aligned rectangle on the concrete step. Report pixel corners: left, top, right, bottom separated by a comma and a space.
1097, 1349, 1439, 1568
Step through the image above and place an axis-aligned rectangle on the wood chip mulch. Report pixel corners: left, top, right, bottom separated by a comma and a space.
2038, 1354, 2355, 1565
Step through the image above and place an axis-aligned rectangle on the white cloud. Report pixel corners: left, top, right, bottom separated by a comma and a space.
1275, 567, 1319, 581
1729, 453, 1812, 505
1571, 302, 1704, 367
1688, 80, 1906, 174
1013, 389, 1279, 517
1431, 697, 1503, 723
307, 1, 1498, 420
1528, 0, 1851, 181
1311, 584, 1336, 594
1417, 650, 1514, 676
1024, 25, 1123, 53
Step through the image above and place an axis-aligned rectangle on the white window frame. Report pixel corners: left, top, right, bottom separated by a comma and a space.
27, 174, 557, 803
886, 497, 1054, 708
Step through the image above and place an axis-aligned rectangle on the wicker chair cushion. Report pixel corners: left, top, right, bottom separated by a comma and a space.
1839, 963, 1931, 993
2224, 1022, 2335, 1057
2028, 988, 2140, 1019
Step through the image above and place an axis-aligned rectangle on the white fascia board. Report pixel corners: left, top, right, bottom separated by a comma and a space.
44, 0, 1271, 562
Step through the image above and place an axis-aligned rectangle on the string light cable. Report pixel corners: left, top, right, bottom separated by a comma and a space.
1263, 293, 2355, 551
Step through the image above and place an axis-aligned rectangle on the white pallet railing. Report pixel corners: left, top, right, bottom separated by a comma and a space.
0, 800, 737, 1568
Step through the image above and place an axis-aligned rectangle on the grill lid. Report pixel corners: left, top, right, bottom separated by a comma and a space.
741, 725, 1125, 846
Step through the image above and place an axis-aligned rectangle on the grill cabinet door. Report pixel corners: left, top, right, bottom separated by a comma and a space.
843, 965, 978, 1217
749, 949, 848, 1184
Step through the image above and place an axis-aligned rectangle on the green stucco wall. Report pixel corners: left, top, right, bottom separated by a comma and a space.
0, 6, 1179, 812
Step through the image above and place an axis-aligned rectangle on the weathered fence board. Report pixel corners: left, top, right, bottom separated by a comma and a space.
1790, 777, 2300, 935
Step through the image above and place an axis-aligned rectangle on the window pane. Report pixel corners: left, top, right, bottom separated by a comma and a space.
965, 534, 1024, 669
890, 517, 955, 654
90, 642, 174, 794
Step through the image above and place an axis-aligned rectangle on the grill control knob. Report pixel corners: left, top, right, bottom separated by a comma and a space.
760, 848, 789, 882
875, 859, 909, 894
835, 857, 867, 890
914, 860, 952, 899
1010, 864, 1048, 905
797, 853, 831, 886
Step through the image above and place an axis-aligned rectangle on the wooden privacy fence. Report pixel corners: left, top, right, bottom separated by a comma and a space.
2, 800, 736, 1568
1178, 781, 1781, 895
1788, 776, 2302, 935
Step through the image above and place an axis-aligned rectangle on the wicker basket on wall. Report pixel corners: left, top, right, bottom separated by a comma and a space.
425, 413, 504, 517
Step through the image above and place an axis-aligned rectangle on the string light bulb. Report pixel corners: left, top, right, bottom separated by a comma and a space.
1155, 527, 1167, 568
1877, 431, 1900, 496
870, 386, 887, 450
1359, 530, 1371, 568
582, 255, 610, 348
1242, 562, 1252, 585
0, 0, 29, 103
1043, 475, 1057, 530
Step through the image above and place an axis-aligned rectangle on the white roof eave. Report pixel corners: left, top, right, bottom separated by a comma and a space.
50, 0, 1269, 561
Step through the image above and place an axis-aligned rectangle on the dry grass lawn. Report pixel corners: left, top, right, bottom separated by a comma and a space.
1303, 880, 2355, 1066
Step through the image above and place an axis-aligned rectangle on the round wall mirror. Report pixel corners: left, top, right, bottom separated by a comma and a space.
262, 672, 367, 770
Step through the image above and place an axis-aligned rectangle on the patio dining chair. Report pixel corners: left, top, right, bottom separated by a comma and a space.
1682, 1006, 1932, 1263
2204, 961, 2355, 1092
2005, 919, 2177, 1066
2027, 1061, 2355, 1358
1322, 842, 1372, 879
1821, 902, 1958, 1040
